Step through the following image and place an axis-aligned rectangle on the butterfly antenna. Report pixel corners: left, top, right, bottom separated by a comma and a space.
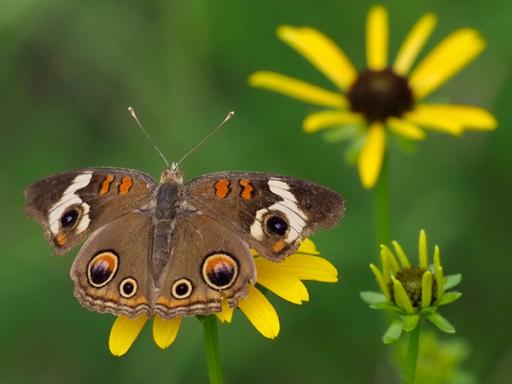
176, 111, 235, 167
128, 107, 170, 168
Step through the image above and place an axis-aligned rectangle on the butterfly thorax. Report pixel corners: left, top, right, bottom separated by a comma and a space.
152, 166, 185, 283
160, 164, 183, 184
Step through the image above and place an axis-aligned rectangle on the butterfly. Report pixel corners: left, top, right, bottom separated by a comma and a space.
24, 112, 344, 319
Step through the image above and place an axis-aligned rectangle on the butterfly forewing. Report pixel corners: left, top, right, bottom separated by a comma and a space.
183, 172, 345, 261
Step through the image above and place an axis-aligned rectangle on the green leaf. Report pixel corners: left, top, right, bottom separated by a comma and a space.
444, 274, 462, 290
436, 291, 462, 306
360, 291, 387, 304
402, 314, 420, 332
383, 320, 403, 344
427, 312, 456, 333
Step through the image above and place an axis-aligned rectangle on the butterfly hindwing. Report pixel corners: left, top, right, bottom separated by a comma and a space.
154, 212, 256, 319
70, 210, 154, 318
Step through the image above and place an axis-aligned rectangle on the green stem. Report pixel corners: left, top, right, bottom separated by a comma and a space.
202, 316, 225, 384
404, 323, 421, 384
374, 155, 391, 245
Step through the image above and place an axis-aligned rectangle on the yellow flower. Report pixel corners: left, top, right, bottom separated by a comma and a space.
109, 239, 337, 356
361, 229, 462, 344
249, 6, 497, 189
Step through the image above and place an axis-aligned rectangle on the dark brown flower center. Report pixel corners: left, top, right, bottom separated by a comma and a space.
389, 267, 437, 307
347, 68, 414, 123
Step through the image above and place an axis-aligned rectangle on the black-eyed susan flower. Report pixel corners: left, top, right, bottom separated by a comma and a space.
249, 5, 497, 189
360, 230, 462, 344
109, 239, 337, 356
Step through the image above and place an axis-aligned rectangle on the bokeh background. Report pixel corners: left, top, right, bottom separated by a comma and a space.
1, 0, 511, 383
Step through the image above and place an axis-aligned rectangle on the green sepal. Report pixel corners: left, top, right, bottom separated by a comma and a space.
419, 306, 436, 315
343, 135, 365, 165
427, 312, 456, 333
391, 134, 418, 155
322, 125, 359, 143
370, 302, 402, 312
402, 314, 420, 332
436, 291, 462, 306
444, 274, 462, 290
383, 320, 403, 344
360, 291, 387, 304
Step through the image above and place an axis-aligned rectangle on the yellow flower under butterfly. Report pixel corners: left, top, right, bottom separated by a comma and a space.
109, 239, 337, 356
249, 5, 497, 189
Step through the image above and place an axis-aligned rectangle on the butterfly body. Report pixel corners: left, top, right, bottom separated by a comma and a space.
25, 164, 344, 319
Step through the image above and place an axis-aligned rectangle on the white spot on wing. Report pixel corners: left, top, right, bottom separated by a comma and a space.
76, 202, 91, 234
268, 179, 297, 203
250, 208, 266, 241
48, 171, 92, 235
249, 178, 308, 244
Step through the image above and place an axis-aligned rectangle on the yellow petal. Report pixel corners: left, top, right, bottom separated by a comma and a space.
249, 71, 348, 108
303, 110, 363, 133
409, 29, 485, 99
404, 105, 462, 135
152, 315, 181, 349
216, 300, 234, 323
418, 104, 496, 131
421, 271, 433, 308
277, 25, 357, 90
392, 240, 411, 268
387, 117, 426, 140
380, 248, 391, 284
393, 13, 437, 75
366, 5, 388, 70
255, 258, 310, 304
380, 245, 400, 274
109, 315, 148, 357
370, 263, 390, 300
392, 277, 415, 314
296, 238, 319, 255
434, 246, 445, 298
238, 285, 280, 339
358, 123, 386, 189
271, 254, 338, 282
419, 229, 428, 268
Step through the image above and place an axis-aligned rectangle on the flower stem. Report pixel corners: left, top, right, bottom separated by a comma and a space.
202, 315, 225, 384
404, 323, 421, 384
374, 155, 391, 244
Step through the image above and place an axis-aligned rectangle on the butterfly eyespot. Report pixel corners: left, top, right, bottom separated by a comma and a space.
264, 214, 289, 237
87, 251, 118, 288
60, 207, 81, 229
171, 279, 193, 299
202, 253, 239, 290
119, 277, 137, 298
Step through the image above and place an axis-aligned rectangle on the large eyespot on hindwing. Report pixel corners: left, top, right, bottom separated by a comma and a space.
87, 251, 119, 288
202, 253, 239, 290
119, 277, 138, 298
171, 278, 193, 299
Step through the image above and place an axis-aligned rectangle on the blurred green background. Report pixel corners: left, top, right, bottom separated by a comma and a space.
1, 0, 511, 383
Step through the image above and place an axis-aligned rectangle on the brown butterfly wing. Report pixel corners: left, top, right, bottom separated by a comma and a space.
183, 172, 344, 261
154, 212, 256, 319
70, 210, 154, 318
25, 167, 157, 254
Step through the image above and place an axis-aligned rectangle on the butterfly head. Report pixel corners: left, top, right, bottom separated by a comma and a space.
160, 163, 183, 184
